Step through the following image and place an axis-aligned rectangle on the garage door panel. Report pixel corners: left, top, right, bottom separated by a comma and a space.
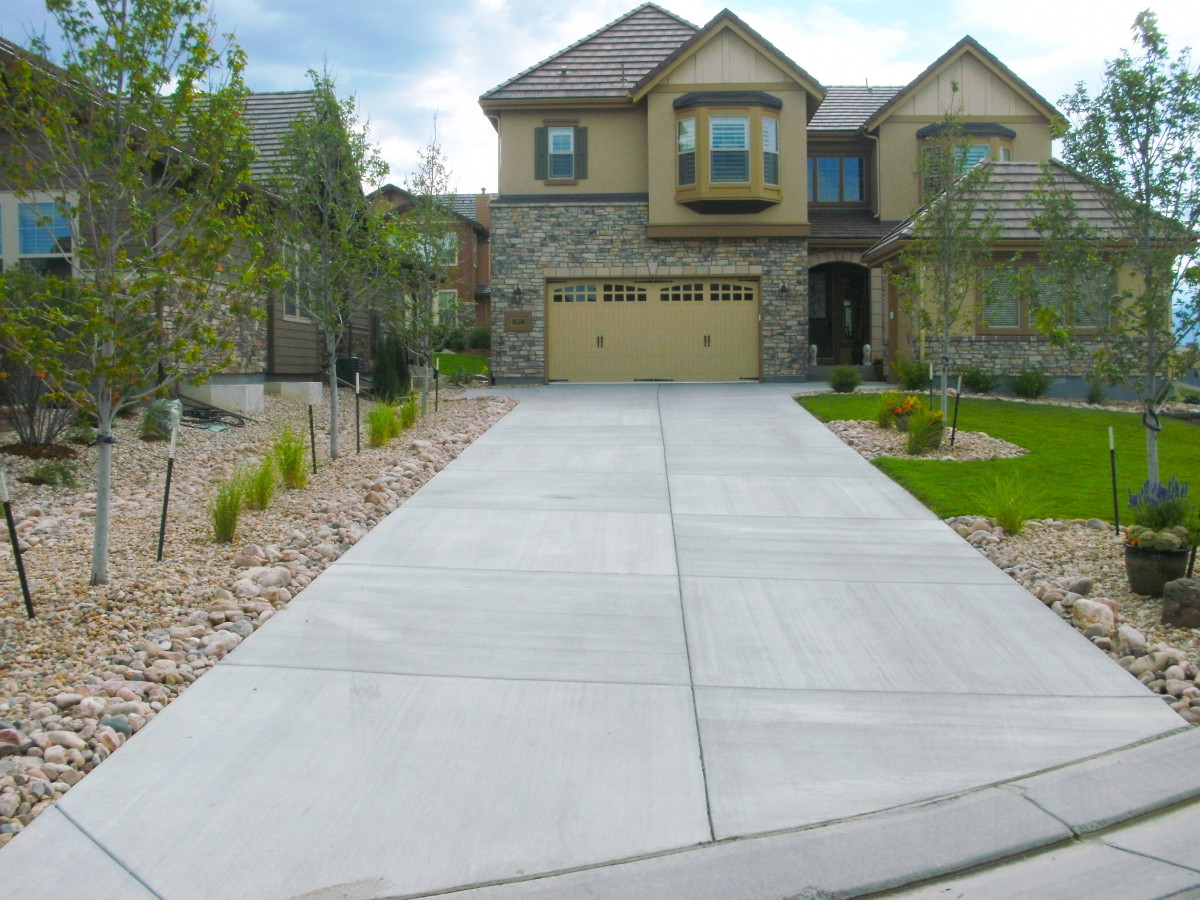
547, 280, 759, 383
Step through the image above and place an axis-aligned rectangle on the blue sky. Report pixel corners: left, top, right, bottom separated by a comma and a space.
4, 1, 1199, 195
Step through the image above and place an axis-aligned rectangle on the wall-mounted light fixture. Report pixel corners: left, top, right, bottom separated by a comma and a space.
779, 283, 791, 301
514, 285, 523, 301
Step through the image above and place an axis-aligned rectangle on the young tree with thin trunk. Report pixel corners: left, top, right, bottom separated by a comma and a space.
272, 67, 392, 459
893, 103, 1000, 416
388, 133, 459, 415
0, 0, 269, 585
1034, 10, 1200, 483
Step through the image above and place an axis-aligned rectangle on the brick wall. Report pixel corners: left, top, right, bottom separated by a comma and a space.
490, 200, 810, 381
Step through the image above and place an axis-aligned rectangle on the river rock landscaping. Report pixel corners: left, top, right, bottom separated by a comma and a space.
0, 387, 515, 846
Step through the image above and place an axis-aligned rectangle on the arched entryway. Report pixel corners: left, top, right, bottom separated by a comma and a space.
808, 263, 869, 365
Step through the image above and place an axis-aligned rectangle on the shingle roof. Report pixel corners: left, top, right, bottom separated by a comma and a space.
479, 3, 696, 102
241, 90, 317, 182
809, 208, 902, 242
809, 85, 903, 133
863, 160, 1129, 263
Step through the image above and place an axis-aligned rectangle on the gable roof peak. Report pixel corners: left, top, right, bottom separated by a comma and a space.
479, 4, 697, 104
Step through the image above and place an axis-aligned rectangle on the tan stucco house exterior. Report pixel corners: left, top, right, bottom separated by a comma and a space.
480, 3, 1110, 385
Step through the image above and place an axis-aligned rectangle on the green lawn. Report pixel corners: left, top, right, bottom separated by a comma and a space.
796, 393, 1200, 521
433, 352, 489, 378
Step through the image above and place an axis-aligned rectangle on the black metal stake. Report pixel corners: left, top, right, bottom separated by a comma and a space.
309, 404, 318, 474
157, 456, 174, 562
1, 474, 34, 619
355, 373, 361, 455
434, 363, 439, 413
1109, 426, 1120, 535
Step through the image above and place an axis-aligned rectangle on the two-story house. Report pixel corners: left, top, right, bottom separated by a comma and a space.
480, 3, 1107, 385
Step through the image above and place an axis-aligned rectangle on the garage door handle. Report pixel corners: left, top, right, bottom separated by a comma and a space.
597, 335, 604, 348
703, 335, 711, 348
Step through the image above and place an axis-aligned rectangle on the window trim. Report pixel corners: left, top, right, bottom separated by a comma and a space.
806, 155, 866, 207
281, 242, 311, 323
672, 97, 783, 213
978, 264, 1110, 336
0, 192, 77, 277
535, 123, 588, 185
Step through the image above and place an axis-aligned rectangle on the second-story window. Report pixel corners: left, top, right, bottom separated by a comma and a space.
710, 116, 749, 182
807, 157, 863, 204
18, 200, 73, 278
548, 127, 574, 179
763, 118, 779, 186
678, 118, 696, 186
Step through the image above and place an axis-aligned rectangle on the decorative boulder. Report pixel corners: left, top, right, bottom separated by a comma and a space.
1162, 578, 1200, 629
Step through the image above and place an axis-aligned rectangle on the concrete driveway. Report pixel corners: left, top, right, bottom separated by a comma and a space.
0, 383, 1193, 899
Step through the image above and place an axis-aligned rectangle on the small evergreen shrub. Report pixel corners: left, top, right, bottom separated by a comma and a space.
272, 427, 307, 490
960, 366, 997, 394
373, 334, 410, 402
971, 472, 1042, 535
893, 355, 931, 391
239, 459, 276, 511
905, 408, 944, 454
1086, 379, 1106, 405
1010, 368, 1051, 399
466, 326, 491, 350
442, 329, 467, 352
141, 398, 174, 441
367, 402, 401, 448
399, 394, 419, 430
27, 458, 77, 488
829, 365, 862, 393
67, 423, 97, 445
209, 477, 243, 544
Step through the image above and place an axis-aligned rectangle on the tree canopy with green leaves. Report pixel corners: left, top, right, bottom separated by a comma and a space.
1032, 9, 1200, 483
385, 131, 460, 415
0, 0, 273, 585
271, 66, 395, 459
893, 104, 1000, 416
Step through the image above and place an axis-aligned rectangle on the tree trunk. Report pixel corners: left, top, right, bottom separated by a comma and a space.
328, 356, 340, 461
1145, 404, 1161, 485
420, 355, 430, 416
90, 404, 114, 586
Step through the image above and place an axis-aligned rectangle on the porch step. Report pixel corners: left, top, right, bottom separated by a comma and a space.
808, 364, 881, 382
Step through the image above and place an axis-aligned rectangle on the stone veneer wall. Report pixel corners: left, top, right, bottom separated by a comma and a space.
908, 334, 1102, 378
490, 200, 810, 381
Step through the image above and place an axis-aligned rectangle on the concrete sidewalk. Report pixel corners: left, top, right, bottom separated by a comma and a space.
0, 383, 1195, 899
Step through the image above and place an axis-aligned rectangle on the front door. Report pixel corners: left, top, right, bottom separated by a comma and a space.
808, 264, 868, 365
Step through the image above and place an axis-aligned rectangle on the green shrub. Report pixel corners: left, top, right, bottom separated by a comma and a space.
367, 402, 401, 448
960, 366, 997, 394
272, 427, 307, 490
399, 394, 419, 430
893, 355, 931, 391
209, 477, 243, 543
1010, 368, 1051, 399
239, 459, 276, 511
829, 365, 862, 393
66, 423, 97, 445
441, 328, 467, 352
141, 398, 174, 441
27, 458, 77, 488
905, 408, 944, 455
971, 472, 1042, 535
466, 325, 491, 350
1086, 379, 1106, 405
373, 334, 410, 402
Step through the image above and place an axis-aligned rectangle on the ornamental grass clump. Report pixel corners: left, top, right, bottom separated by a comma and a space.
1126, 477, 1200, 551
367, 402, 401, 448
272, 427, 307, 490
239, 459, 276, 511
971, 472, 1042, 535
905, 407, 944, 455
399, 393, 419, 430
209, 477, 243, 544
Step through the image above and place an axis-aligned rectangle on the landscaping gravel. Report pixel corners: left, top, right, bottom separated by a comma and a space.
0, 387, 515, 846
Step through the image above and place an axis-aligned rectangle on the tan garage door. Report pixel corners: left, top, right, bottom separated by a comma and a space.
545, 279, 760, 382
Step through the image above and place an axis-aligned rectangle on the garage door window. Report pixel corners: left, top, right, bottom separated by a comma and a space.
552, 284, 597, 302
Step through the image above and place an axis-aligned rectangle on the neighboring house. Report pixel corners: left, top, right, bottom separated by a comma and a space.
478, 2, 1116, 385
372, 185, 491, 330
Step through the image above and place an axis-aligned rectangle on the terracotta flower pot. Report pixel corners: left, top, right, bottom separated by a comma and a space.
1124, 543, 1190, 597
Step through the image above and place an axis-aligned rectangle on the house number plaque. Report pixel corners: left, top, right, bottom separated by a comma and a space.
506, 310, 532, 333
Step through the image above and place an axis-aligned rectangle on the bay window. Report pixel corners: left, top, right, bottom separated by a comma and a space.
677, 118, 696, 186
